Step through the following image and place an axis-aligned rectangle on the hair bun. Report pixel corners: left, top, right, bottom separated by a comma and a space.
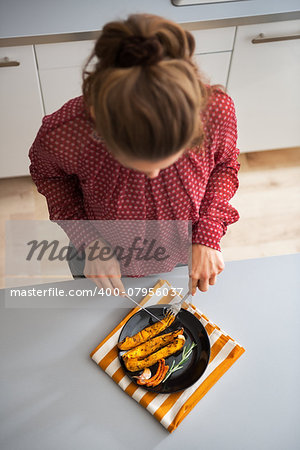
116, 35, 163, 68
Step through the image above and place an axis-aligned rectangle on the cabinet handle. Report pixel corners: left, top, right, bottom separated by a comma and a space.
252, 33, 300, 44
0, 57, 20, 67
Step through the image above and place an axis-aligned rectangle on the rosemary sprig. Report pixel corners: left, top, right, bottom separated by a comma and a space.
163, 342, 197, 383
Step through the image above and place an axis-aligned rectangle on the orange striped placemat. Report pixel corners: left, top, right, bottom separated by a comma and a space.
90, 279, 245, 432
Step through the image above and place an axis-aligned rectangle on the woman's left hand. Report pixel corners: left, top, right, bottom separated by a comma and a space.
189, 244, 225, 295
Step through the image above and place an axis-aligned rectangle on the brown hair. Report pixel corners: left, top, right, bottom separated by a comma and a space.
82, 13, 216, 160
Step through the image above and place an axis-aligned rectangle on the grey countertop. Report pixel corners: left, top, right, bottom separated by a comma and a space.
1, 0, 300, 46
1, 253, 299, 449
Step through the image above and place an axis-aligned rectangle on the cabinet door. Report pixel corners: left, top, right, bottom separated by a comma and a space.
0, 46, 44, 178
191, 27, 235, 87
227, 20, 300, 152
191, 27, 235, 54
35, 40, 95, 115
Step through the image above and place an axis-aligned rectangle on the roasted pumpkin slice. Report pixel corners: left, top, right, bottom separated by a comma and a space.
123, 328, 184, 360
124, 335, 185, 372
118, 311, 175, 351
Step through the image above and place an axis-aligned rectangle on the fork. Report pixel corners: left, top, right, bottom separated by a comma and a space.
165, 291, 192, 318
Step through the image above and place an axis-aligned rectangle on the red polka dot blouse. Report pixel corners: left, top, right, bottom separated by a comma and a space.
29, 88, 240, 253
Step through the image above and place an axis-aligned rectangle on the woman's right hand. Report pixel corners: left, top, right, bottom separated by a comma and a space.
83, 239, 125, 296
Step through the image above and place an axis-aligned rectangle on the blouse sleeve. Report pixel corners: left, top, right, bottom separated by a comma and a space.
28, 122, 101, 251
192, 95, 240, 251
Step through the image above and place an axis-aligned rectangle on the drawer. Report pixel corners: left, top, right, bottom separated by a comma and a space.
190, 27, 236, 53
35, 28, 236, 68
35, 40, 95, 69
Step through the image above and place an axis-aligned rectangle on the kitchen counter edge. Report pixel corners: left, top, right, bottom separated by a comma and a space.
1, 11, 300, 47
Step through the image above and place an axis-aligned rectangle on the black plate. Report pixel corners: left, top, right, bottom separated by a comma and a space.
118, 305, 211, 393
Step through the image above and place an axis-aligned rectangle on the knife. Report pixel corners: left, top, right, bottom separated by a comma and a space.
124, 293, 164, 323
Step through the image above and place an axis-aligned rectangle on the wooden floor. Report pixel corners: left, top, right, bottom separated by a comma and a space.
0, 147, 300, 288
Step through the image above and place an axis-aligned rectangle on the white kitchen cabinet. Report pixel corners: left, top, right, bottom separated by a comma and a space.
191, 27, 235, 87
35, 40, 95, 115
35, 28, 235, 115
227, 20, 300, 152
0, 46, 44, 178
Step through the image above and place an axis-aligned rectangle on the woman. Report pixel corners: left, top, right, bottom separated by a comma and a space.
29, 13, 240, 296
